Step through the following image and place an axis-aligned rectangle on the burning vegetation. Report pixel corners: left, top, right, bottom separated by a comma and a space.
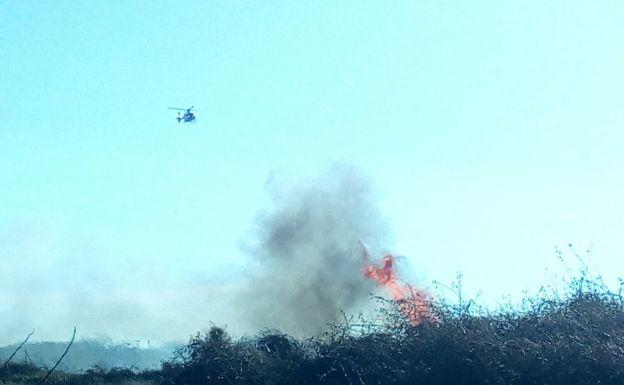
360, 243, 434, 325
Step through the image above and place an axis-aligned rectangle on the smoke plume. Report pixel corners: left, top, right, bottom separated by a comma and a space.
241, 165, 391, 334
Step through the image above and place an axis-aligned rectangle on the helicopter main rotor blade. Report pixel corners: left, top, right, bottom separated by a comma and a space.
167, 107, 186, 110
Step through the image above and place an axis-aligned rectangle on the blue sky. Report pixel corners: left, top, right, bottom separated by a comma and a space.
1, 1, 623, 343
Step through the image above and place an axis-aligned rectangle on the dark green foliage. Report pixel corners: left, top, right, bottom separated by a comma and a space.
0, 362, 43, 379
0, 362, 156, 385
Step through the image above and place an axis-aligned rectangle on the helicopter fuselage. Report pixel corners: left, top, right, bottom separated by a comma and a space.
178, 112, 196, 123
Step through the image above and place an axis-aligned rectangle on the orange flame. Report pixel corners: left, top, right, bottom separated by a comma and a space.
360, 244, 433, 324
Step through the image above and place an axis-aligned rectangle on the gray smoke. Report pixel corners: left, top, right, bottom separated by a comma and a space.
241, 165, 391, 334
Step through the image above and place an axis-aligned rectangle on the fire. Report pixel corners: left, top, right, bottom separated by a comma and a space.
360, 244, 433, 324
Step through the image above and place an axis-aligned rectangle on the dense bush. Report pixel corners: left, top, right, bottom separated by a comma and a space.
5, 273, 624, 384
158, 275, 624, 385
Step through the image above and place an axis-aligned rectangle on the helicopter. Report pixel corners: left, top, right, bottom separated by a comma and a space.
168, 106, 196, 123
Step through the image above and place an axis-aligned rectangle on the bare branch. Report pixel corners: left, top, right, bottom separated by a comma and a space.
38, 327, 76, 385
2, 330, 35, 370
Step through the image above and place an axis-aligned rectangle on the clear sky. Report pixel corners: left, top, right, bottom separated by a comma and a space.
1, 1, 623, 344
